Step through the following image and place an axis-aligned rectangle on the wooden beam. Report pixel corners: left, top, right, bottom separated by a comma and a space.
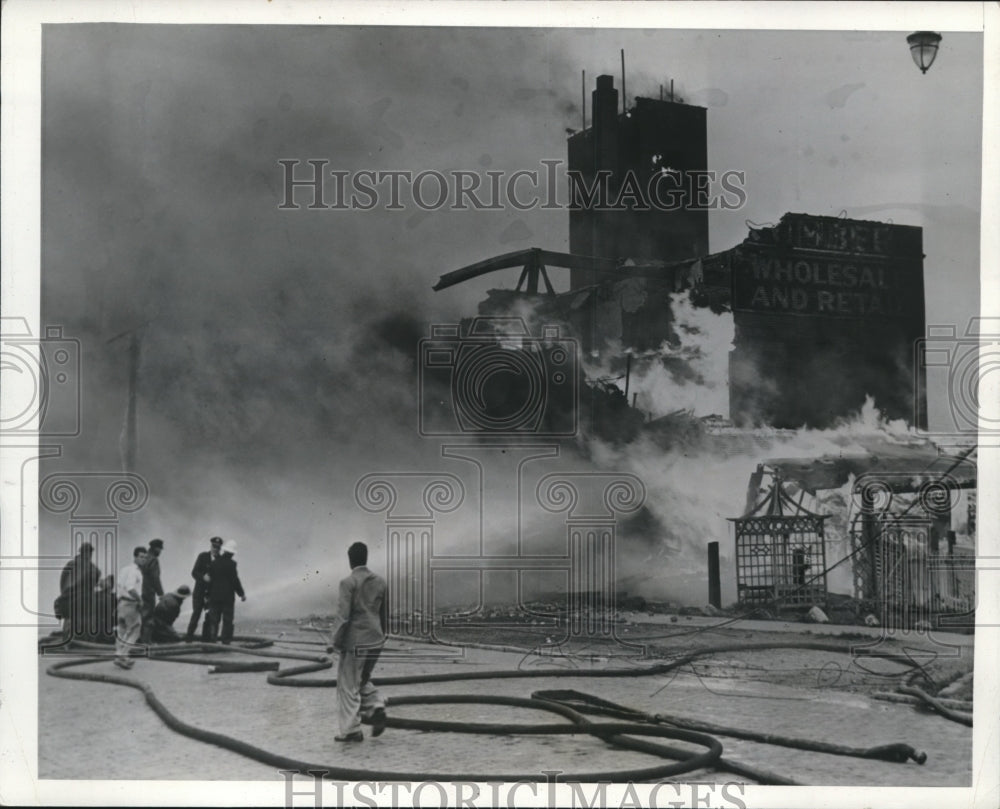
433, 247, 619, 292
514, 263, 530, 292
539, 265, 556, 295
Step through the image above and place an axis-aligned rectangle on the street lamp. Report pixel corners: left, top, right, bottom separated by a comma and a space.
906, 31, 942, 74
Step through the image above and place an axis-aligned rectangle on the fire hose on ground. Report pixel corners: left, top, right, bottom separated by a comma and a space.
528, 689, 927, 764
898, 668, 974, 727
43, 637, 947, 785
46, 654, 729, 783
896, 684, 973, 726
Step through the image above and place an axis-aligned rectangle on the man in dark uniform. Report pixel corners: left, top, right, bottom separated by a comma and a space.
151, 585, 192, 643
57, 542, 101, 642
185, 536, 223, 642
139, 538, 165, 643
93, 574, 117, 644
204, 540, 246, 644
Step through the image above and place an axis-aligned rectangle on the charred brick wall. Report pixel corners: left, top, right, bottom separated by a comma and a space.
727, 214, 926, 429
568, 76, 709, 289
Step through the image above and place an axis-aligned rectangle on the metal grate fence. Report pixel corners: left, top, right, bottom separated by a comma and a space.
734, 514, 828, 609
850, 515, 975, 629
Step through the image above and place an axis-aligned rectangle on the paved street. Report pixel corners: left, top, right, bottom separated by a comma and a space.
39, 627, 972, 787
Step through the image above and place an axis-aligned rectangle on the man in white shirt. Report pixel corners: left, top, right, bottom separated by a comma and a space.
115, 546, 148, 669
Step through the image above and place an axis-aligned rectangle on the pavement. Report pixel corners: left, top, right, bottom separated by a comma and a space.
620, 611, 977, 646
37, 630, 974, 787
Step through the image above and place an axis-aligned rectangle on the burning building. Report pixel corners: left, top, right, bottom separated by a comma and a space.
567, 74, 709, 285
434, 215, 926, 435
738, 441, 978, 624
429, 72, 972, 623
706, 213, 927, 430
437, 77, 927, 433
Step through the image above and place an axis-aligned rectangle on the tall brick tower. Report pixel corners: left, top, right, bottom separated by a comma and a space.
567, 75, 709, 289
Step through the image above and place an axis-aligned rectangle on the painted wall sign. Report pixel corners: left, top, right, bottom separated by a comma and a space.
733, 250, 922, 318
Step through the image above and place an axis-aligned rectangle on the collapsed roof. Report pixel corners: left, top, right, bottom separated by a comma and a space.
764, 439, 976, 495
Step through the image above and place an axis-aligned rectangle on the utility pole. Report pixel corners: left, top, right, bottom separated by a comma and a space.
107, 322, 148, 474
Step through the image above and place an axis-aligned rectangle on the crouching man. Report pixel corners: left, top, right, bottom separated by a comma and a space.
151, 585, 192, 643
332, 541, 388, 742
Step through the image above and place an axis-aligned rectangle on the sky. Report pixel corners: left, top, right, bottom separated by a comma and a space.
34, 23, 984, 617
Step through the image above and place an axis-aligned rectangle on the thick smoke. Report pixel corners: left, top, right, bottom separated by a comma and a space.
590, 395, 927, 606
37, 26, 981, 620
460, 283, 931, 609
38, 24, 588, 618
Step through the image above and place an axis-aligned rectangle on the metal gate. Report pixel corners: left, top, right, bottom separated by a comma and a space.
851, 514, 975, 628
732, 479, 828, 610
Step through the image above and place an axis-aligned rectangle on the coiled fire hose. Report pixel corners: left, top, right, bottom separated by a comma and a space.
44, 637, 938, 784
530, 688, 927, 764
46, 654, 724, 783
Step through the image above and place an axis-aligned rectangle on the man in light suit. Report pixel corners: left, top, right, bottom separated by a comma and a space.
332, 541, 388, 742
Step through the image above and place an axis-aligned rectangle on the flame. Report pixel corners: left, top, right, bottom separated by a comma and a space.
584, 291, 734, 419
591, 394, 934, 604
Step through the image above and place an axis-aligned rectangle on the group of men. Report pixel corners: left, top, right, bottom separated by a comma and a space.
112, 535, 247, 668
54, 536, 247, 669
56, 536, 387, 743
184, 535, 247, 644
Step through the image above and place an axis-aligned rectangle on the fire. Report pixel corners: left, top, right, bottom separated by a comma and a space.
583, 291, 734, 419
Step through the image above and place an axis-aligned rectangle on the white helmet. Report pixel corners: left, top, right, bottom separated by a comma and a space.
222, 539, 238, 555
